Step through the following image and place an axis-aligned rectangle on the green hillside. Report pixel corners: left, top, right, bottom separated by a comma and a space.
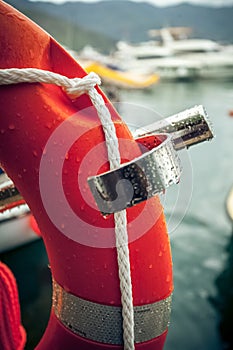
5, 3, 116, 53
4, 0, 233, 51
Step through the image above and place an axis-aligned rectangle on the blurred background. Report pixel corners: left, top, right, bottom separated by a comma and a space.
1, 0, 233, 349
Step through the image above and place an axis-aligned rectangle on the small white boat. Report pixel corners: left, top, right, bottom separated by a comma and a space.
192, 51, 233, 80
120, 55, 201, 81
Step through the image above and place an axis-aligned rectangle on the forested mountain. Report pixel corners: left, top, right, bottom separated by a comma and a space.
5, 0, 233, 52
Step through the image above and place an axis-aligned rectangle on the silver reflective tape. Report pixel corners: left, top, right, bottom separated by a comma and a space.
52, 279, 172, 344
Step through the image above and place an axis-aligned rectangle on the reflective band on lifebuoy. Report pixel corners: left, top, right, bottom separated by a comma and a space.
52, 279, 172, 344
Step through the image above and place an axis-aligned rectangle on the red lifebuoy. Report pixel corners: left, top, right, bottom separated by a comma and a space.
0, 2, 173, 349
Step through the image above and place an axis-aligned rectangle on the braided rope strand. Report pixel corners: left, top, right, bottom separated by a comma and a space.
114, 211, 134, 350
0, 68, 101, 97
0, 68, 135, 349
88, 86, 135, 349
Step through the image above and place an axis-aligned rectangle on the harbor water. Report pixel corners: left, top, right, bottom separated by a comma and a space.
121, 79, 233, 350
1, 79, 233, 349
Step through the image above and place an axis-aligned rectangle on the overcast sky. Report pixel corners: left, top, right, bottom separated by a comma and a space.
30, 0, 233, 7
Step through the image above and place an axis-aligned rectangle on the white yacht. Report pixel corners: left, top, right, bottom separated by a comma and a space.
114, 27, 233, 81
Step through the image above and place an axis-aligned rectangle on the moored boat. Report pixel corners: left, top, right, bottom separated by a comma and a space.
114, 27, 233, 81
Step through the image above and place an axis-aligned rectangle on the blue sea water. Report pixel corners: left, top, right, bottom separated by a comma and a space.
121, 80, 233, 350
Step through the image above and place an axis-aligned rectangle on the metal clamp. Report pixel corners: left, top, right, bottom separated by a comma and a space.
88, 133, 181, 215
0, 173, 22, 210
134, 105, 213, 150
0, 172, 29, 222
88, 105, 213, 215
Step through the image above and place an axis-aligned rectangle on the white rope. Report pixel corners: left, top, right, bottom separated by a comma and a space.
88, 86, 135, 350
0, 68, 101, 98
0, 68, 135, 349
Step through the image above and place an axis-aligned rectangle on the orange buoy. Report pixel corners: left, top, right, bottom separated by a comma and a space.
0, 2, 173, 349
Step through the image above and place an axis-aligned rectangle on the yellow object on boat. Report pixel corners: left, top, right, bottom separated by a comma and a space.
84, 62, 159, 89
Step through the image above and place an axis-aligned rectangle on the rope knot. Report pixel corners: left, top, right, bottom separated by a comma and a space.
64, 72, 101, 98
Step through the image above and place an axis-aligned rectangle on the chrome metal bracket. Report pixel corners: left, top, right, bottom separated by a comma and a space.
134, 105, 213, 150
88, 133, 181, 215
88, 105, 213, 215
